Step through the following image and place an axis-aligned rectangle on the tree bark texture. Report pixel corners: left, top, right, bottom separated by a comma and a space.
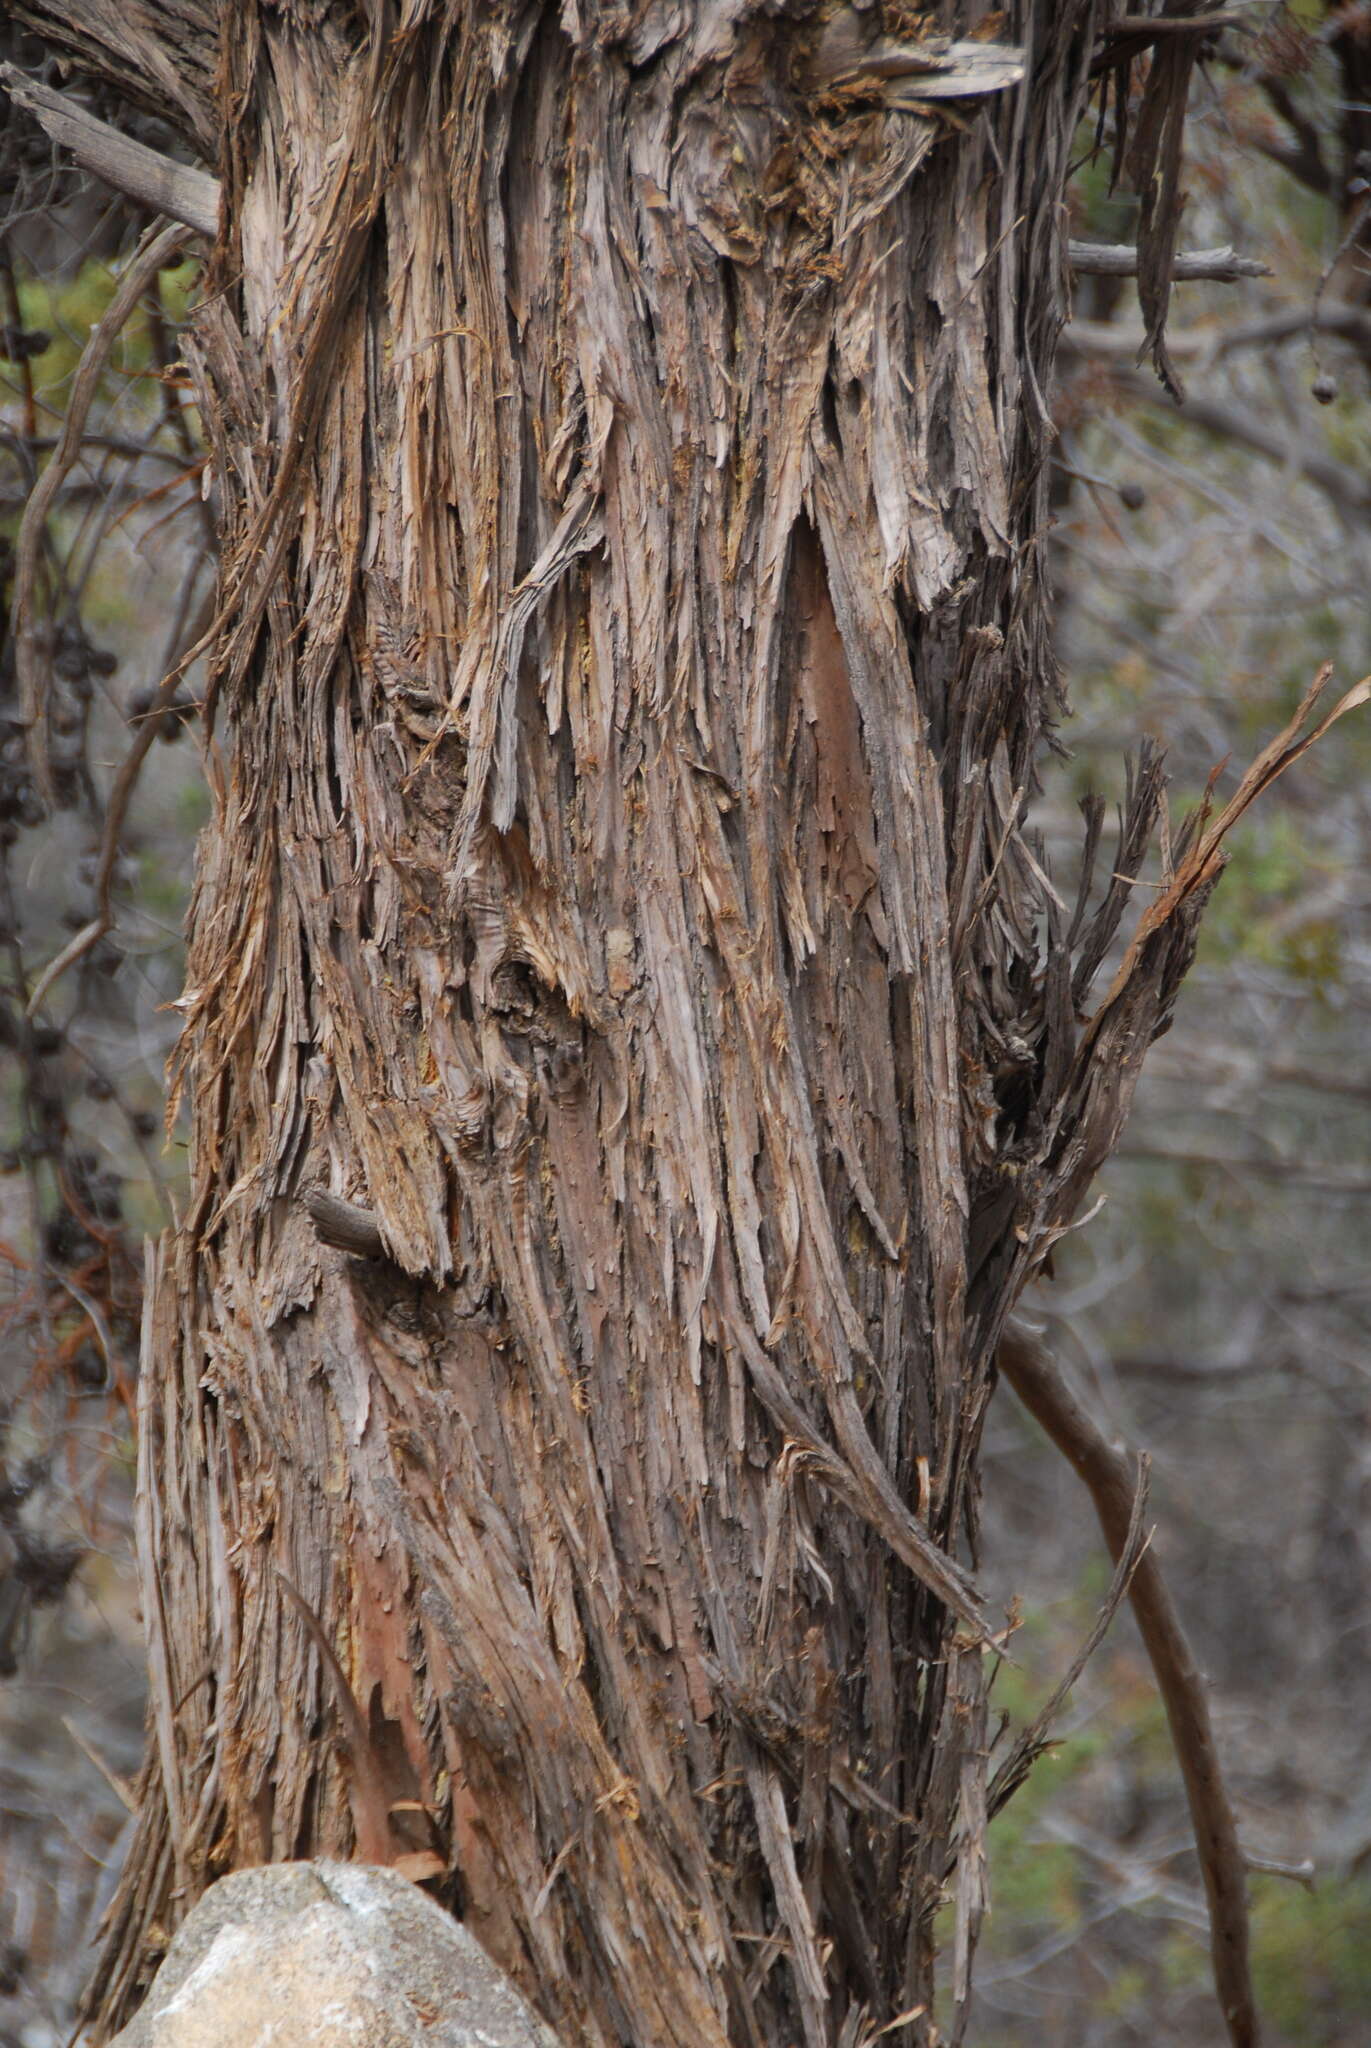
40, 5, 1217, 2044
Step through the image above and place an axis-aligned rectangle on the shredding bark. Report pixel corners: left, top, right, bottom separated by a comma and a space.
6, 4, 1320, 2044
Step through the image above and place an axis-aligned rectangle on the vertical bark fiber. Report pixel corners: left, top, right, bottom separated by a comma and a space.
83, 6, 1217, 2043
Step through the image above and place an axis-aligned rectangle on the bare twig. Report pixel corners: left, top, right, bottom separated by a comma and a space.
1111, 1353, 1273, 1386
1090, 9, 1250, 81
1148, 1045, 1371, 1106
1106, 8, 1245, 30
22, 472, 212, 1019
1243, 1851, 1315, 1890
1310, 190, 1371, 379
984, 1457, 1150, 1822
0, 252, 39, 442
1068, 240, 1270, 282
25, 627, 206, 1019
1116, 1144, 1371, 1196
1247, 74, 1333, 200
61, 1717, 137, 1814
0, 64, 218, 237
996, 1324, 1259, 2048
11, 218, 188, 812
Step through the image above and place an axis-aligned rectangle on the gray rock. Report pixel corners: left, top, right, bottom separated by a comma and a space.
107, 1861, 564, 2048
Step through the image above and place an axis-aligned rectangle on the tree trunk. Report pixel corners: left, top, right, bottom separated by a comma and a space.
11, 5, 1220, 2044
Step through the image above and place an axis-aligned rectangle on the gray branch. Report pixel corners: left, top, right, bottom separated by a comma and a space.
0, 63, 218, 237
1069, 239, 1269, 282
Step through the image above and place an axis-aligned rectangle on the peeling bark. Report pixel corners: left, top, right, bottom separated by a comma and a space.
15, 5, 1233, 2044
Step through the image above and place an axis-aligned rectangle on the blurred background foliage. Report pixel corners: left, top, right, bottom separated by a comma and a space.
2, 5, 1370, 2045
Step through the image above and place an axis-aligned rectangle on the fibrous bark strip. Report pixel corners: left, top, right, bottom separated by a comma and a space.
47, 6, 1227, 2044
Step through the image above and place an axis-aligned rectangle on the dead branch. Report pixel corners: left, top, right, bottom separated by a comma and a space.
304, 1189, 387, 1261
1068, 240, 1269, 282
1147, 1045, 1371, 1106
4, 0, 219, 155
996, 1324, 1258, 2048
274, 1571, 395, 1867
1087, 664, 1371, 1038
1106, 7, 1245, 28
1031, 667, 1371, 1248
1246, 74, 1333, 201
1091, 10, 1250, 80
1243, 1851, 1315, 1890
1116, 1144, 1371, 1196
0, 65, 218, 237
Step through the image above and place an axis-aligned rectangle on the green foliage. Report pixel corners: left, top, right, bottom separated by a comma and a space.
972, 1589, 1371, 2045
1249, 1875, 1371, 2045
1192, 808, 1343, 988
5, 255, 202, 442
982, 1751, 1084, 1934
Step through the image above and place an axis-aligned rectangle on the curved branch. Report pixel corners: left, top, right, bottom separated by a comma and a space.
996, 1325, 1259, 2048
1095, 8, 1248, 74
1065, 304, 1371, 360
1059, 357, 1371, 519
